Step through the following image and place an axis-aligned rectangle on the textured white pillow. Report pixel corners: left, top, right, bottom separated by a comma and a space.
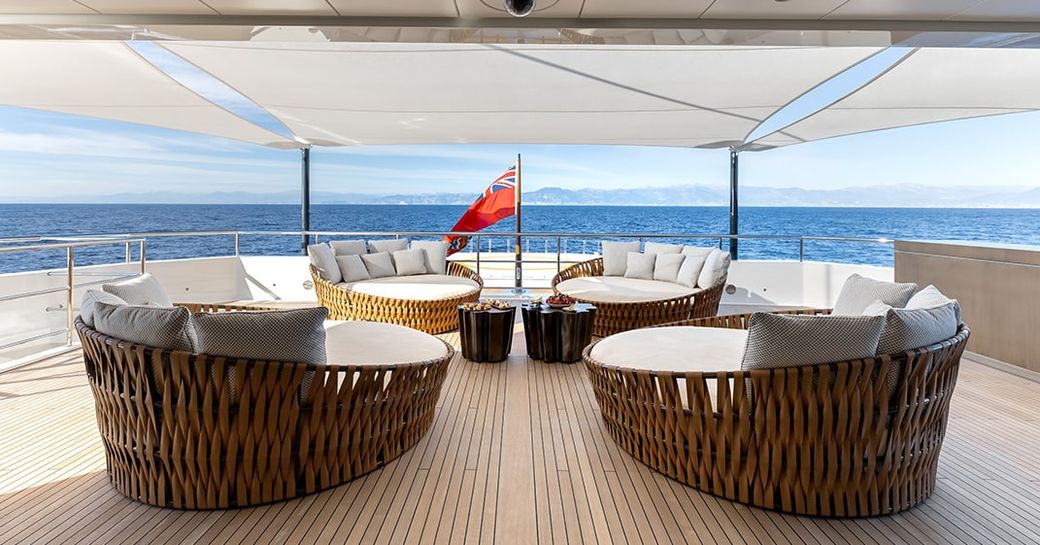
872, 302, 959, 355
741, 313, 885, 371
307, 243, 342, 283
644, 242, 683, 255
412, 241, 449, 275
369, 239, 409, 254
80, 289, 127, 328
102, 272, 173, 307
653, 253, 686, 283
681, 245, 715, 259
676, 253, 708, 289
336, 255, 370, 282
361, 252, 396, 279
602, 241, 640, 276
393, 248, 427, 276
697, 249, 731, 288
329, 239, 367, 256
907, 285, 962, 323
624, 252, 655, 280
92, 302, 195, 352
832, 274, 917, 315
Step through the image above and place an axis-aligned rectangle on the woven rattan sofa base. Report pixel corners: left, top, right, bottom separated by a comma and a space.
551, 257, 726, 337
311, 263, 482, 334
76, 319, 452, 510
583, 309, 969, 517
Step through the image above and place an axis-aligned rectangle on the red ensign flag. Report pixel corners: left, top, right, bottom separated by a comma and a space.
444, 165, 517, 255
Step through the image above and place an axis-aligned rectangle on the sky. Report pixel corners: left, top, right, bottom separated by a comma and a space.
2, 43, 1040, 201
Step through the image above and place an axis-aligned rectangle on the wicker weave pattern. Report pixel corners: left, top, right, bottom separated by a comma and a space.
310, 263, 483, 334
76, 319, 451, 509
551, 257, 726, 337
584, 309, 969, 517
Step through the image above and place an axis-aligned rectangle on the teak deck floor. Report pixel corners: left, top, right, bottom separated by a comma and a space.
2, 329, 1040, 545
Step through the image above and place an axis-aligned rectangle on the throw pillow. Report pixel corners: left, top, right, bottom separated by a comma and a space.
329, 239, 367, 256
102, 272, 173, 307
361, 252, 396, 279
369, 239, 409, 255
307, 243, 342, 283
832, 274, 917, 315
697, 249, 731, 288
412, 240, 450, 275
907, 284, 962, 323
80, 289, 127, 328
191, 308, 328, 364
393, 248, 428, 276
644, 242, 683, 255
741, 312, 885, 371
624, 252, 655, 280
653, 253, 686, 283
336, 254, 370, 283
676, 253, 708, 289
602, 241, 640, 276
92, 301, 195, 352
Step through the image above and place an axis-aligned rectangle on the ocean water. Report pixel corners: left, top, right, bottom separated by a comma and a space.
2, 203, 1039, 273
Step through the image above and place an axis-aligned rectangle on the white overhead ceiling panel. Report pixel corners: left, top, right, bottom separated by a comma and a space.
326, 0, 458, 17
579, 0, 713, 18
779, 48, 1040, 143
202, 0, 337, 16
0, 41, 295, 147
163, 42, 876, 148
948, 0, 1040, 21
79, 0, 216, 15
0, 0, 95, 14
824, 0, 979, 21
702, 0, 847, 20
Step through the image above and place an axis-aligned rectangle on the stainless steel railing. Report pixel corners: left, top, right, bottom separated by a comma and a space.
0, 238, 145, 350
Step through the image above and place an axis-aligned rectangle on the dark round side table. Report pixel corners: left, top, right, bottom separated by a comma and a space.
520, 303, 596, 363
458, 305, 516, 363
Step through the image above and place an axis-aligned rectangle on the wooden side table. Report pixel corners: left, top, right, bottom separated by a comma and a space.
520, 303, 596, 363
458, 306, 516, 363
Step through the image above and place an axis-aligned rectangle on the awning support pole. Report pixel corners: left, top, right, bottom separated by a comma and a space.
729, 148, 739, 260
301, 147, 311, 255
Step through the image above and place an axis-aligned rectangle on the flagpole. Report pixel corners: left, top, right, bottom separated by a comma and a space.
514, 153, 522, 292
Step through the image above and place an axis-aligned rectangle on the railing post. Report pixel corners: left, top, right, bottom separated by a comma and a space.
799, 238, 805, 262
124, 241, 131, 263
475, 235, 482, 277
66, 247, 74, 346
139, 240, 146, 274
556, 236, 562, 274
234, 232, 241, 256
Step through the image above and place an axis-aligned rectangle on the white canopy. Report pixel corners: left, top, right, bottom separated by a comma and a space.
775, 47, 1040, 144
0, 40, 296, 147
161, 42, 880, 149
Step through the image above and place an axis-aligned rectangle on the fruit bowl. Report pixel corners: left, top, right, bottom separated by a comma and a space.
546, 294, 576, 308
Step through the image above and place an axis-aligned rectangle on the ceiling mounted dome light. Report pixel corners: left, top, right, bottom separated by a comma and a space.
504, 0, 536, 17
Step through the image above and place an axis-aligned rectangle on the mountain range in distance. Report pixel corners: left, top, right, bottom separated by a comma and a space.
11, 183, 1040, 208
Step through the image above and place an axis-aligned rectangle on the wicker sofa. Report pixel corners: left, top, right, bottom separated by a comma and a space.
552, 257, 726, 337
583, 308, 969, 517
310, 261, 482, 334
77, 311, 452, 509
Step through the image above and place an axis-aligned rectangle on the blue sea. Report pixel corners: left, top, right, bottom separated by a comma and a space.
2, 204, 1039, 273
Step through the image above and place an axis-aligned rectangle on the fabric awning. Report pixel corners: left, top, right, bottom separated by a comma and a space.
0, 40, 297, 148
771, 47, 1040, 144
161, 42, 881, 149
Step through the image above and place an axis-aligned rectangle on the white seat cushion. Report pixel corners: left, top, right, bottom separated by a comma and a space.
339, 274, 480, 301
80, 289, 127, 328
556, 276, 697, 303
307, 243, 342, 284
324, 320, 448, 364
102, 272, 173, 307
832, 274, 917, 315
329, 239, 367, 256
191, 308, 329, 364
590, 326, 746, 372
741, 312, 885, 371
601, 241, 640, 276
697, 248, 731, 289
624, 251, 655, 280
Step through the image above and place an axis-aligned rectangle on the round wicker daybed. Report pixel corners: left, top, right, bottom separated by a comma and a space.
583, 309, 970, 517
310, 262, 483, 334
76, 317, 452, 509
551, 257, 726, 337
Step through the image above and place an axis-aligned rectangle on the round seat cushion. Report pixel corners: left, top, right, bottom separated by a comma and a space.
338, 274, 480, 301
590, 326, 747, 373
324, 320, 448, 365
556, 276, 697, 304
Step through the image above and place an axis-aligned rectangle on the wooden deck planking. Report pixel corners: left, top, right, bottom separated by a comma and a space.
2, 335, 1040, 544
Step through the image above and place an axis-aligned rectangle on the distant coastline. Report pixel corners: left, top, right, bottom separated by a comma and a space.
6, 182, 1040, 208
